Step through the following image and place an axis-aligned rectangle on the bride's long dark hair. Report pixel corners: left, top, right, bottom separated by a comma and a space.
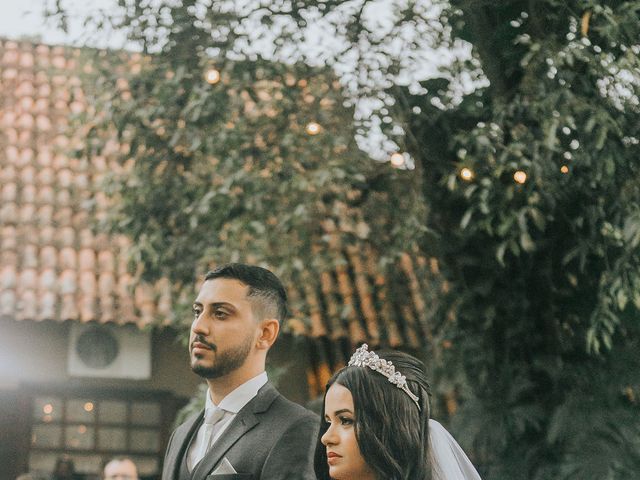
314, 350, 433, 480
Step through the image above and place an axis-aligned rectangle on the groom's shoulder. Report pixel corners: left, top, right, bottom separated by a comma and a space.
275, 393, 318, 420
263, 385, 318, 422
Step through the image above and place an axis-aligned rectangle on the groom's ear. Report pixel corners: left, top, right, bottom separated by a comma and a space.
256, 318, 280, 350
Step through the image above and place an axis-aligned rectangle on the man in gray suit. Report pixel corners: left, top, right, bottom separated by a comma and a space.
162, 263, 317, 480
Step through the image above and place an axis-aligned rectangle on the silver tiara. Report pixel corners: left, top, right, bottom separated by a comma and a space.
348, 344, 420, 408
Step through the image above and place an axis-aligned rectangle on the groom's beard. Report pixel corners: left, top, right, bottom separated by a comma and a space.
190, 333, 254, 379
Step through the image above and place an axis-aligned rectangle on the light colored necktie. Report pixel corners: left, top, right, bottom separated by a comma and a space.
195, 406, 226, 465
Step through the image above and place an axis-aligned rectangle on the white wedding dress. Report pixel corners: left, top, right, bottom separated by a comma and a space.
429, 420, 482, 480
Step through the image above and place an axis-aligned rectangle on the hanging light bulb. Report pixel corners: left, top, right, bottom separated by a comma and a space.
305, 122, 321, 135
205, 68, 220, 84
390, 152, 405, 167
460, 167, 474, 181
560, 165, 569, 174
514, 170, 527, 184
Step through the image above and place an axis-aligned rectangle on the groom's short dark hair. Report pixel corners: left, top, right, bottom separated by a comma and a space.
204, 263, 288, 323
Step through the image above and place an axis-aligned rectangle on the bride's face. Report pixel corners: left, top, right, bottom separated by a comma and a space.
321, 383, 376, 480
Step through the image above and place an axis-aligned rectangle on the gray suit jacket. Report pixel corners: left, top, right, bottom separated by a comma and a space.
161, 382, 318, 480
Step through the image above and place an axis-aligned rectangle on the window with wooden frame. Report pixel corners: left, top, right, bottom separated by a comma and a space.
29, 393, 170, 478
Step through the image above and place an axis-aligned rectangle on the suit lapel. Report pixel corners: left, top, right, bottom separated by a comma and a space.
164, 411, 203, 480
190, 383, 279, 480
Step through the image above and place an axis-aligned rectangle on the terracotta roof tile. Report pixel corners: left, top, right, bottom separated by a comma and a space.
0, 39, 169, 326
345, 244, 379, 343
319, 270, 343, 337
0, 39, 442, 368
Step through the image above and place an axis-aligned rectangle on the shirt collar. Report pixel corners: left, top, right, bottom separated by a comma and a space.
205, 371, 268, 414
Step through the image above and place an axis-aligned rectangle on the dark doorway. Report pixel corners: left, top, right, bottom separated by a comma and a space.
0, 389, 31, 479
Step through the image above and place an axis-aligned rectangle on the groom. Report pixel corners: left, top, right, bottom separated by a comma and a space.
161, 263, 317, 479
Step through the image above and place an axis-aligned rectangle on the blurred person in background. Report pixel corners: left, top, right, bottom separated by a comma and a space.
103, 457, 138, 480
51, 456, 80, 480
16, 474, 43, 480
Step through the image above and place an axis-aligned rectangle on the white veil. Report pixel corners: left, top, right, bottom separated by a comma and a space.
428, 419, 482, 480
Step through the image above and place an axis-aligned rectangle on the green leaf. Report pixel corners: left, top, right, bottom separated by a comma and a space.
595, 126, 608, 150
496, 242, 508, 266
520, 232, 536, 252
545, 119, 559, 150
616, 289, 628, 310
460, 209, 473, 229
528, 208, 546, 231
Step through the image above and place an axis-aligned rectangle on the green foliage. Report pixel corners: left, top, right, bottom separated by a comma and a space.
67, 1, 427, 310
52, 0, 640, 478
382, 1, 640, 478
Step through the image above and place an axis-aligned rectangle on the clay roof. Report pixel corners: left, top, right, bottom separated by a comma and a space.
0, 39, 171, 327
0, 39, 441, 379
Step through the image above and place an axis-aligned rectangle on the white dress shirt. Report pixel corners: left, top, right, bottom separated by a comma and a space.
187, 371, 268, 470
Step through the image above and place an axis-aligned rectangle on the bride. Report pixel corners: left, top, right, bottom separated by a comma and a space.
314, 344, 482, 480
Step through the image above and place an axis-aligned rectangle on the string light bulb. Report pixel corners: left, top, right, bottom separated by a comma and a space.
305, 122, 321, 135
460, 167, 474, 181
560, 165, 569, 174
514, 170, 527, 184
390, 152, 405, 167
205, 68, 220, 84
